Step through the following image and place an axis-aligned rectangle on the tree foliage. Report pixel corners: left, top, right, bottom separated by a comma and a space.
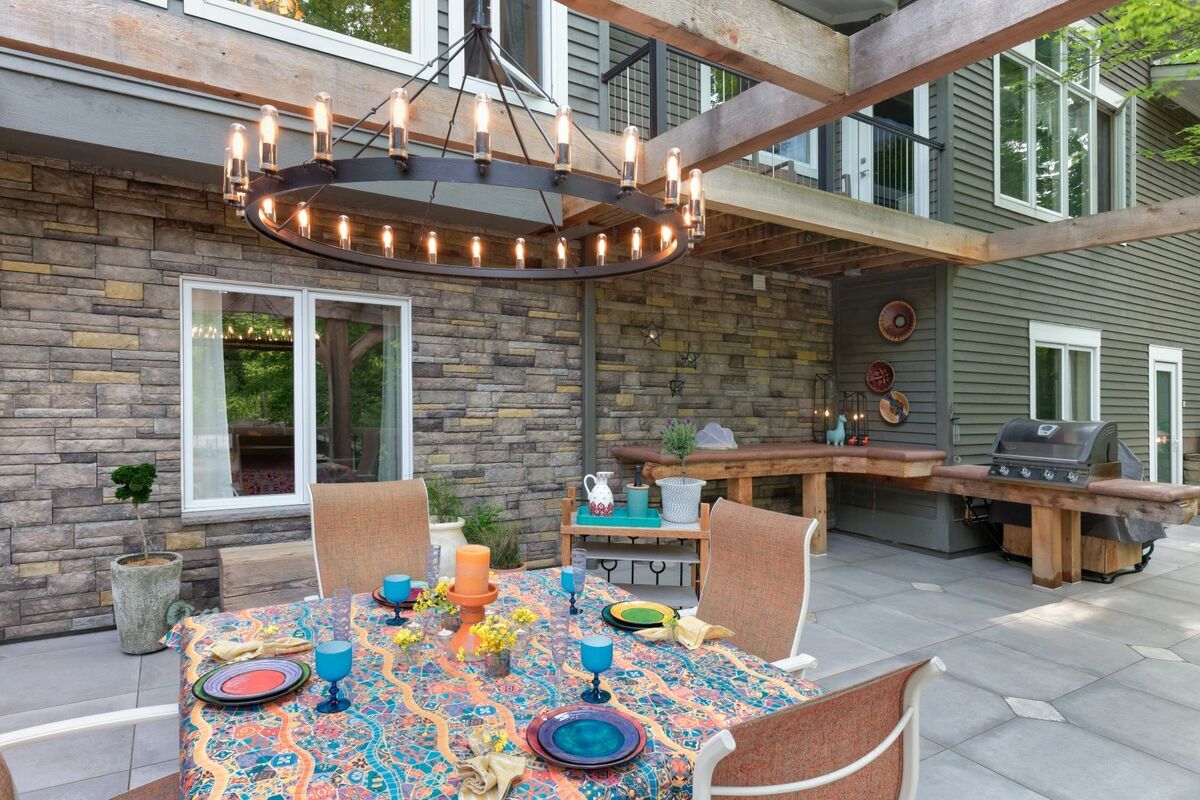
112, 463, 157, 563
240, 0, 413, 51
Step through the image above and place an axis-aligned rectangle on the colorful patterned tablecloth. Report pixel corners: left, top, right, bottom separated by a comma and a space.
170, 570, 822, 799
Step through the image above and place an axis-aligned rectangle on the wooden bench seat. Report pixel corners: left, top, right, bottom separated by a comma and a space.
218, 540, 318, 612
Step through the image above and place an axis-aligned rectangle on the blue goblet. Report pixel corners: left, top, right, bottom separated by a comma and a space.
580, 634, 613, 704
383, 574, 411, 626
560, 568, 578, 615
315, 640, 352, 713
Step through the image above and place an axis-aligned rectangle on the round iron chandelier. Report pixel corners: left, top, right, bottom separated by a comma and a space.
219, 2, 704, 280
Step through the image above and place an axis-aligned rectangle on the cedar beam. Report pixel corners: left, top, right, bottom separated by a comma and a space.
985, 194, 1200, 262
557, 0, 849, 101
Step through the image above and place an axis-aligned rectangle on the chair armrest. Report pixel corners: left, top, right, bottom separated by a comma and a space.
771, 652, 817, 676
303, 594, 320, 602
0, 704, 178, 751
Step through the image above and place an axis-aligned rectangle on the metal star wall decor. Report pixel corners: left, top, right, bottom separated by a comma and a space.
678, 342, 699, 369
642, 321, 664, 347
669, 374, 686, 396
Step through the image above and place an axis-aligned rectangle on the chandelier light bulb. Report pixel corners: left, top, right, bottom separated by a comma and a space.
227, 123, 248, 190
474, 93, 492, 164
313, 92, 333, 163
596, 233, 607, 267
515, 237, 526, 269
631, 226, 643, 260
620, 125, 639, 191
337, 214, 351, 249
660, 224, 673, 250
427, 231, 438, 263
663, 147, 682, 207
261, 197, 275, 225
297, 203, 311, 238
556, 237, 568, 269
382, 225, 394, 258
259, 104, 279, 172
554, 105, 573, 174
470, 236, 482, 267
388, 87, 409, 161
688, 168, 706, 240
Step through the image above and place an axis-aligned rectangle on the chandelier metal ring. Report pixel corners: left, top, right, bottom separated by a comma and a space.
243, 155, 690, 281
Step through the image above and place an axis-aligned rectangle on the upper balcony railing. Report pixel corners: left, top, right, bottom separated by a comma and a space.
601, 37, 944, 218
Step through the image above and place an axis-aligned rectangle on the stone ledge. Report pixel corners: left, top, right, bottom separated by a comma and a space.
181, 504, 311, 526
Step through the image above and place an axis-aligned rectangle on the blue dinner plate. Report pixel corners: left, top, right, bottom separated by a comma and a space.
536, 707, 642, 766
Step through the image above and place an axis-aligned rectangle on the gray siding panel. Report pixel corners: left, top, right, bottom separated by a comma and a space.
567, 11, 602, 129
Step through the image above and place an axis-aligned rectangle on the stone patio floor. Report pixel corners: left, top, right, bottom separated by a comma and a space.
3, 527, 1200, 798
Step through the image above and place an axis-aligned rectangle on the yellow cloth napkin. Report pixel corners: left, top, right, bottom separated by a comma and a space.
457, 728, 526, 800
635, 615, 733, 650
208, 636, 312, 663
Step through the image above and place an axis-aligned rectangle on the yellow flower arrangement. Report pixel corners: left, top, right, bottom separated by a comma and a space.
392, 627, 423, 651
259, 623, 280, 638
469, 615, 518, 655
510, 607, 539, 626
413, 577, 457, 616
477, 725, 509, 753
456, 646, 467, 662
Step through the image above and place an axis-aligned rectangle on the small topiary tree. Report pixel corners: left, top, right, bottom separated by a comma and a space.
112, 463, 157, 565
660, 417, 698, 476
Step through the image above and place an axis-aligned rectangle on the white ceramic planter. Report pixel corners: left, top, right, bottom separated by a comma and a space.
429, 517, 468, 577
111, 551, 182, 655
656, 477, 706, 524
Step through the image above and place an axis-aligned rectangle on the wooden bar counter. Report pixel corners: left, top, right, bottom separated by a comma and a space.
611, 443, 948, 556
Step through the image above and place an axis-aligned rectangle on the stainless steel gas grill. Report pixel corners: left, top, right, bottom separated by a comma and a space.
987, 419, 1121, 487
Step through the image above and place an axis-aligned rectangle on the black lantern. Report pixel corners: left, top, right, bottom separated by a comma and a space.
842, 390, 868, 446
811, 374, 835, 443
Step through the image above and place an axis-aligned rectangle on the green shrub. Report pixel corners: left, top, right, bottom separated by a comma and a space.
660, 417, 698, 475
426, 475, 465, 523
463, 504, 523, 569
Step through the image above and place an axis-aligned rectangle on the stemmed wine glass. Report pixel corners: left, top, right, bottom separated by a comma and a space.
330, 588, 352, 642
560, 568, 578, 615
571, 547, 588, 612
580, 635, 613, 704
548, 613, 571, 702
425, 545, 441, 587
315, 640, 353, 713
382, 574, 410, 626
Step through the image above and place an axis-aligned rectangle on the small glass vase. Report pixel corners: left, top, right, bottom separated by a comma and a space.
442, 612, 462, 632
512, 626, 533, 656
484, 650, 512, 678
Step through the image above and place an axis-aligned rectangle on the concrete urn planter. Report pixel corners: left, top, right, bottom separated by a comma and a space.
111, 551, 182, 655
656, 477, 706, 524
429, 517, 468, 577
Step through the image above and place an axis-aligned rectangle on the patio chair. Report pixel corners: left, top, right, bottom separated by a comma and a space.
692, 658, 945, 800
687, 499, 819, 676
309, 479, 430, 596
0, 704, 178, 799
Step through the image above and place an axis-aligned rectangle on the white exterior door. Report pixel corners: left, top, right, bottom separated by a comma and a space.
1149, 345, 1183, 484
840, 85, 930, 216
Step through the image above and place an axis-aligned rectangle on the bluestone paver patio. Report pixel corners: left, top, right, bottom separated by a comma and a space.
3, 526, 1200, 798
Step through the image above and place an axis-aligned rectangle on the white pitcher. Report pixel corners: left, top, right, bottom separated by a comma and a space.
583, 471, 615, 516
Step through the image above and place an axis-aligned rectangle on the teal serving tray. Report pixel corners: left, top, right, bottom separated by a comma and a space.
576, 506, 662, 528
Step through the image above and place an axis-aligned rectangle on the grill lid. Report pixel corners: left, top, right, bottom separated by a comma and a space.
990, 419, 1119, 466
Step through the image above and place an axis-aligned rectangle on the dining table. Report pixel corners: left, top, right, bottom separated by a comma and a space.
167, 569, 823, 799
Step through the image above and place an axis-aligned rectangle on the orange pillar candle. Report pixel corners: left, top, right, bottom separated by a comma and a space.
455, 544, 491, 595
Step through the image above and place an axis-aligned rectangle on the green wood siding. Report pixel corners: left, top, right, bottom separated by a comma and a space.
567, 11, 602, 129
948, 57, 1200, 468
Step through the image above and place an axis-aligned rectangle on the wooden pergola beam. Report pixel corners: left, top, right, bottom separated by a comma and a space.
985, 194, 1200, 262
643, 0, 1120, 185
556, 0, 848, 101
0, 0, 623, 179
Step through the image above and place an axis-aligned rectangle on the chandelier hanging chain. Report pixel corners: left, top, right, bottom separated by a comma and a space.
418, 33, 479, 246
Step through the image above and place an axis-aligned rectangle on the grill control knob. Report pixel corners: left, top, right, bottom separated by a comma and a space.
1067, 471, 1079, 484
997, 465, 1010, 477
1043, 469, 1055, 481
1019, 467, 1032, 478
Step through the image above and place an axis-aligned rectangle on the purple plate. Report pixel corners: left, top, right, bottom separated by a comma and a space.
536, 707, 643, 766
203, 658, 306, 702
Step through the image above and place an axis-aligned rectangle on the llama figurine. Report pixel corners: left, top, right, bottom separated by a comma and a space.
825, 414, 848, 447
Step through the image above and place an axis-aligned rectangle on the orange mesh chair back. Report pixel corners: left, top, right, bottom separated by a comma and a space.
0, 755, 13, 800
694, 659, 945, 800
309, 479, 430, 596
697, 499, 817, 664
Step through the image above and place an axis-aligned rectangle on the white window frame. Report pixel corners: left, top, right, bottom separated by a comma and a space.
840, 84, 931, 216
180, 279, 414, 514
1029, 321, 1101, 421
183, 0, 438, 77
1148, 345, 1184, 483
447, 0, 569, 116
993, 27, 1126, 221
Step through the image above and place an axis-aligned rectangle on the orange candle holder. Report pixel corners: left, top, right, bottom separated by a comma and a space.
446, 581, 499, 662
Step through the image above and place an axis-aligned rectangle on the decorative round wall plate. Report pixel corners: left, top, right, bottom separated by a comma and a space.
865, 361, 895, 393
878, 301, 917, 342
880, 390, 910, 424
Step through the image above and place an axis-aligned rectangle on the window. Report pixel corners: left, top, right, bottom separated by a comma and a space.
182, 281, 412, 513
1029, 322, 1100, 421
183, 0, 437, 76
448, 0, 567, 114
995, 32, 1127, 220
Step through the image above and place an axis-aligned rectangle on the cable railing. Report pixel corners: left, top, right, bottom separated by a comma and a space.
601, 36, 943, 216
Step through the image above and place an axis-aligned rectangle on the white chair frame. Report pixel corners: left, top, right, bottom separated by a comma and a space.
691, 657, 946, 800
683, 501, 819, 677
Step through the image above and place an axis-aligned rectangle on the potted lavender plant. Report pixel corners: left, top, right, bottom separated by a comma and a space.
656, 418, 706, 523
